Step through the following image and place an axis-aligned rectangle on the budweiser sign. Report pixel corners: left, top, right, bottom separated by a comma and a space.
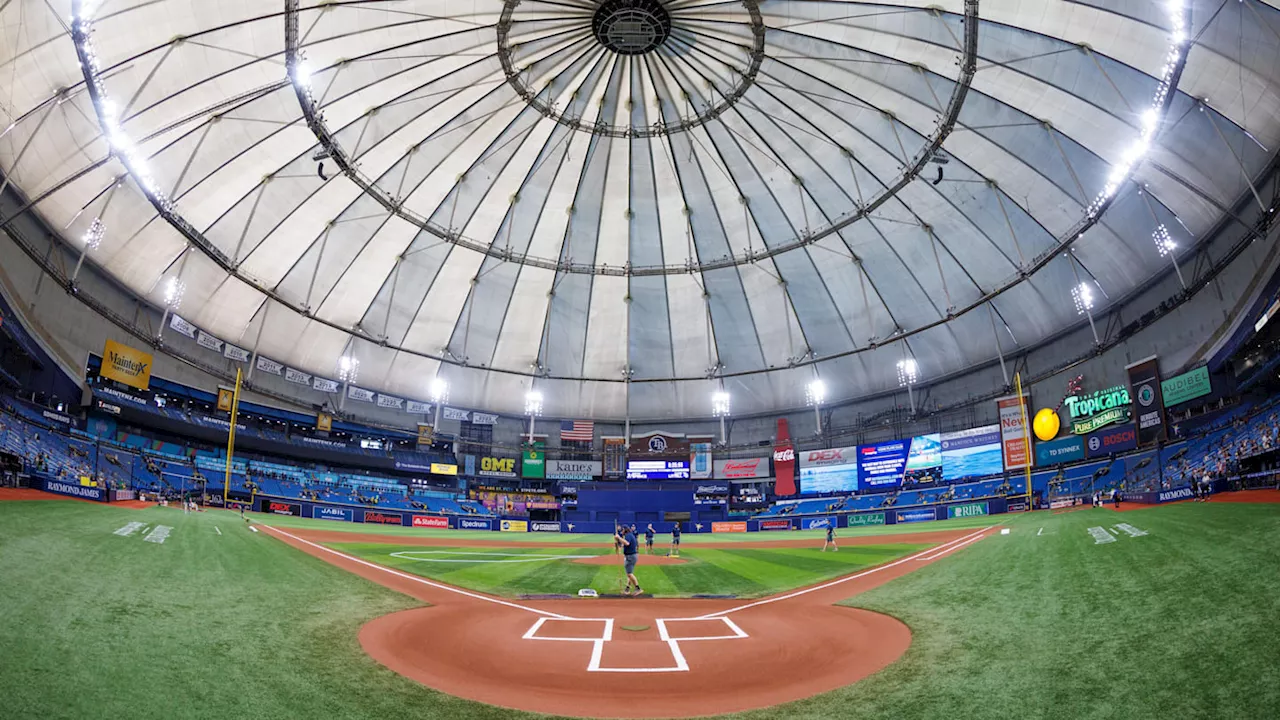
715, 457, 770, 479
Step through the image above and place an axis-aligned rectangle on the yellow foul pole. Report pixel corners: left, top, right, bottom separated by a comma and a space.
223, 368, 243, 505
1014, 372, 1033, 509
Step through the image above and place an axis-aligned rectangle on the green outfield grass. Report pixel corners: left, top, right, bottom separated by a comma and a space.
325, 541, 926, 598
252, 506, 1000, 542
3, 498, 1279, 719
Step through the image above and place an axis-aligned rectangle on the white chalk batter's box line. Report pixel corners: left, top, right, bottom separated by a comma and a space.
522, 617, 747, 673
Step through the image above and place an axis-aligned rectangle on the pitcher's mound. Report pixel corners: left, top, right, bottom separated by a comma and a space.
572, 554, 687, 566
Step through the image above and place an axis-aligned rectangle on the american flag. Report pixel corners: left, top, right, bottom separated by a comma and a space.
560, 419, 594, 441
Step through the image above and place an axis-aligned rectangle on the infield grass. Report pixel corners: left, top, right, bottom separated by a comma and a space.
3, 498, 1279, 719
325, 541, 927, 598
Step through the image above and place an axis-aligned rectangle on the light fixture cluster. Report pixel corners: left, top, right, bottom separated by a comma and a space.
805, 379, 826, 406
524, 390, 544, 417
429, 377, 449, 403
1152, 223, 1177, 257
337, 355, 360, 383
162, 276, 185, 309
1072, 282, 1095, 315
1085, 0, 1188, 219
896, 358, 919, 387
82, 218, 106, 250
711, 390, 731, 417
71, 2, 171, 212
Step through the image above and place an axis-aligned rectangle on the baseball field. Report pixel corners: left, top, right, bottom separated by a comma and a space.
3, 494, 1280, 718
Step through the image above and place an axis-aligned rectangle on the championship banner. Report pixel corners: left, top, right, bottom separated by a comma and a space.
216, 388, 234, 413
169, 314, 197, 338
316, 412, 333, 432
196, 330, 224, 353
443, 407, 469, 421
416, 423, 434, 445
522, 441, 546, 479
256, 355, 284, 375
996, 394, 1031, 471
312, 377, 339, 393
377, 394, 404, 409
773, 418, 797, 496
472, 412, 498, 425
223, 342, 249, 362
690, 441, 712, 479
348, 386, 375, 403
406, 400, 431, 414
100, 339, 153, 390
1126, 356, 1166, 446
285, 367, 311, 385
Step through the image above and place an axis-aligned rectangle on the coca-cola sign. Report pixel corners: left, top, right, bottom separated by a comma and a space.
715, 457, 770, 479
773, 418, 797, 496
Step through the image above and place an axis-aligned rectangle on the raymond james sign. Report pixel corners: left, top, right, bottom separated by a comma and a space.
1064, 385, 1131, 435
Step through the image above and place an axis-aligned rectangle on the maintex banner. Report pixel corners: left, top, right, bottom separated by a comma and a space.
772, 418, 796, 496
714, 457, 770, 479
1126, 356, 1166, 446
996, 394, 1031, 471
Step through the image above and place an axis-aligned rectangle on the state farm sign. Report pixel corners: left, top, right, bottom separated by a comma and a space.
714, 457, 770, 479
802, 445, 857, 468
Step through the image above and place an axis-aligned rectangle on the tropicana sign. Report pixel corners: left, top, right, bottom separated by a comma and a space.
1064, 385, 1131, 435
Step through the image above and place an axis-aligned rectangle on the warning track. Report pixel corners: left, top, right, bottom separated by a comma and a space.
263, 525, 995, 718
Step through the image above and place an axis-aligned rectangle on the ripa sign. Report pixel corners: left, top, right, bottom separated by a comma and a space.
1064, 385, 1131, 435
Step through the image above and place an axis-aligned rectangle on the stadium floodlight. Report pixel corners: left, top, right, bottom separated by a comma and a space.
291, 61, 312, 89
1072, 282, 1095, 315
524, 390, 543, 417
711, 390, 731, 417
1152, 224, 1176, 257
429, 377, 449, 403
896, 358, 919, 387
806, 379, 826, 406
82, 218, 105, 250
336, 355, 359, 383
162, 277, 185, 309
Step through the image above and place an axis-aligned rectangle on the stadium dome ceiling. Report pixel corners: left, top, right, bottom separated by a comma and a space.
1, 1, 1278, 420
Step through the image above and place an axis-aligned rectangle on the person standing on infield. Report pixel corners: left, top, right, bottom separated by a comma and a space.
614, 524, 643, 596
645, 523, 656, 554
822, 522, 838, 552
667, 521, 682, 557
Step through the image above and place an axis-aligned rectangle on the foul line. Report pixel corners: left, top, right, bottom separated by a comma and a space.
693, 526, 993, 619
263, 526, 571, 619
914, 533, 988, 561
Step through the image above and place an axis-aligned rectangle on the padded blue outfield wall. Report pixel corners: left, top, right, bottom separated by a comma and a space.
247, 494, 1014, 532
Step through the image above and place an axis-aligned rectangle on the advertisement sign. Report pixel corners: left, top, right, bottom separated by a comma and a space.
626, 459, 691, 480
1035, 435, 1085, 465
522, 441, 545, 479
1085, 424, 1137, 458
903, 434, 942, 484
529, 521, 561, 533
1126, 356, 1166, 446
858, 440, 909, 489
694, 483, 730, 495
316, 412, 332, 432
997, 394, 1032, 471
773, 418, 797, 496
940, 425, 1003, 482
714, 457, 770, 479
459, 517, 494, 531
896, 508, 937, 524
759, 519, 792, 531
478, 456, 518, 478
500, 519, 528, 532
411, 515, 449, 529
41, 479, 105, 501
100, 339, 153, 390
947, 501, 989, 519
1157, 486, 1194, 503
266, 501, 302, 516
1007, 501, 1029, 513
417, 424, 434, 446
363, 511, 403, 525
800, 516, 835, 530
430, 463, 457, 476
799, 445, 859, 494
1064, 385, 1131, 435
313, 506, 353, 522
1161, 366, 1211, 407
216, 388, 234, 413
847, 512, 887, 527
690, 441, 712, 479
546, 460, 602, 480
711, 521, 747, 533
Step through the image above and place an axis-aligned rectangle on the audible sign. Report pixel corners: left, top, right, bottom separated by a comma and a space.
100, 339, 153, 390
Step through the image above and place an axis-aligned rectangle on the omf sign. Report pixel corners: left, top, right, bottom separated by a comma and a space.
1064, 385, 1131, 435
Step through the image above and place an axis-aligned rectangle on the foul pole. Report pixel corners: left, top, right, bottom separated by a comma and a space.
1014, 372, 1033, 509
223, 368, 244, 505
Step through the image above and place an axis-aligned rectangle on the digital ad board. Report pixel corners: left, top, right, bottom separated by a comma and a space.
798, 446, 858, 494
903, 434, 942, 485
625, 459, 691, 480
940, 425, 1003, 482
858, 440, 909, 489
